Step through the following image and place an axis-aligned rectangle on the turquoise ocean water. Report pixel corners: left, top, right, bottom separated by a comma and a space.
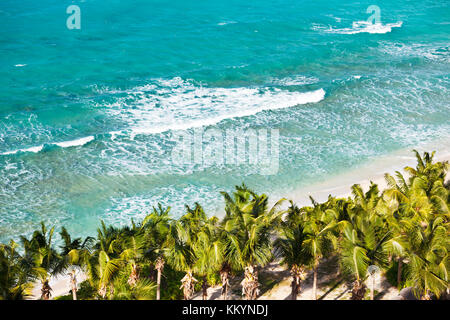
0, 0, 449, 243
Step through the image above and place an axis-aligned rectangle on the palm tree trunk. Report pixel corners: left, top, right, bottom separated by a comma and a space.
242, 265, 259, 300
290, 265, 304, 300
156, 268, 162, 300
370, 274, 375, 300
41, 279, 52, 300
291, 277, 299, 300
70, 271, 77, 300
222, 276, 229, 300
180, 272, 197, 300
351, 280, 367, 300
98, 284, 107, 299
127, 264, 139, 287
397, 259, 403, 288
155, 257, 164, 300
220, 263, 231, 300
313, 264, 318, 300
202, 276, 208, 300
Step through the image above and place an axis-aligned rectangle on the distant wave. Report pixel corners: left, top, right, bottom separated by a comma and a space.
313, 21, 403, 34
1, 136, 94, 155
217, 21, 237, 26
100, 78, 326, 136
2, 145, 43, 155
53, 136, 94, 148
377, 41, 450, 62
269, 75, 319, 86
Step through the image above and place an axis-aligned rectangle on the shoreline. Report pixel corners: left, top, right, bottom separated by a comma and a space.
283, 138, 450, 208
31, 141, 449, 299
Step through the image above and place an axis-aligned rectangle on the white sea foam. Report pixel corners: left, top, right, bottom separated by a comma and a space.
314, 21, 403, 34
1, 136, 94, 155
102, 78, 325, 136
53, 136, 94, 148
217, 21, 237, 26
2, 145, 43, 155
14, 64, 27, 67
377, 41, 450, 62
269, 75, 319, 86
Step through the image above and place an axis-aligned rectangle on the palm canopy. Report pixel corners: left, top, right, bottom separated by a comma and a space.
274, 220, 312, 269
0, 241, 32, 300
404, 150, 448, 193
166, 203, 207, 273
19, 223, 61, 282
140, 204, 172, 258
57, 227, 94, 275
405, 215, 449, 299
339, 184, 404, 282
221, 184, 285, 271
300, 197, 339, 264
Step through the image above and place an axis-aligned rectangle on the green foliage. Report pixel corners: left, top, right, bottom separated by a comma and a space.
160, 265, 184, 300
76, 280, 97, 299
0, 150, 448, 300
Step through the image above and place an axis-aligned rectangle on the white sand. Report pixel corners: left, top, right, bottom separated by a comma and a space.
30, 271, 87, 300
286, 140, 450, 208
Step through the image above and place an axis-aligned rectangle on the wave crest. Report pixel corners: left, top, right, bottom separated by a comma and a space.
2, 136, 94, 156
102, 78, 325, 136
313, 21, 402, 35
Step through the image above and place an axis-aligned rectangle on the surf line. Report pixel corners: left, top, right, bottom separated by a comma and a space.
1, 136, 94, 155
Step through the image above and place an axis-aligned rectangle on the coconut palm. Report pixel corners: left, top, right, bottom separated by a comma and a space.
274, 219, 310, 299
95, 250, 122, 299
89, 222, 125, 299
58, 227, 94, 300
166, 203, 208, 300
120, 235, 146, 287
404, 150, 448, 195
0, 241, 32, 300
20, 223, 61, 300
221, 184, 285, 300
405, 215, 449, 299
339, 184, 401, 300
166, 220, 195, 300
301, 198, 337, 300
192, 216, 223, 300
140, 204, 172, 300
383, 154, 449, 288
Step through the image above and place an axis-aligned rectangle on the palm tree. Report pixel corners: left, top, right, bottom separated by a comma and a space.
89, 221, 125, 299
405, 215, 448, 299
339, 184, 401, 300
274, 217, 309, 299
383, 153, 449, 288
192, 215, 223, 300
20, 223, 61, 300
301, 199, 337, 300
58, 227, 94, 300
120, 235, 145, 287
166, 203, 206, 300
221, 184, 284, 300
96, 250, 122, 299
0, 240, 32, 300
140, 204, 171, 300
404, 150, 448, 195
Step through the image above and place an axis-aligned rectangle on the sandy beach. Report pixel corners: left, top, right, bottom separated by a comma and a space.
286, 139, 450, 207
